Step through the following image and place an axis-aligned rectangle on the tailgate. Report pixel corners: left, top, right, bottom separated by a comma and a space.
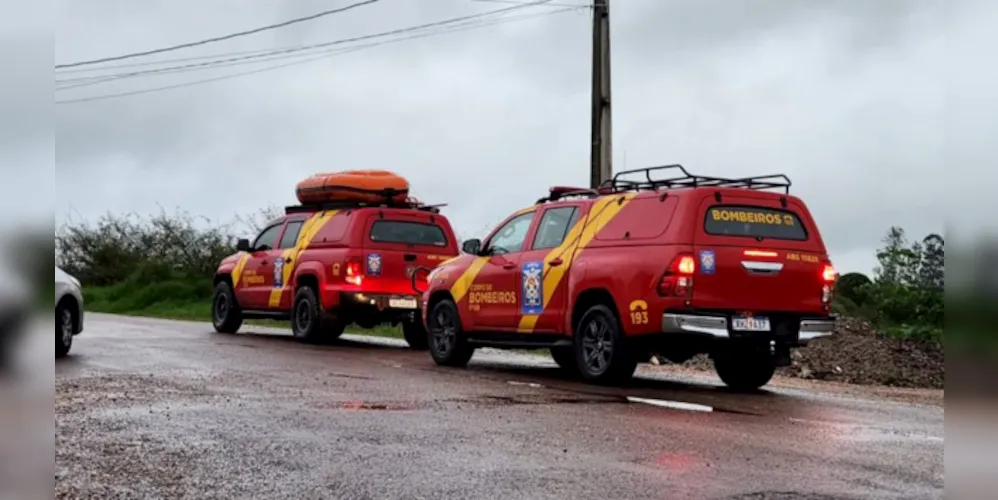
360, 213, 457, 296
692, 198, 829, 314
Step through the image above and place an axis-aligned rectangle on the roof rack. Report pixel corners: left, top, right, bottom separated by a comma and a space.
601, 164, 792, 195
535, 185, 608, 204
284, 199, 444, 215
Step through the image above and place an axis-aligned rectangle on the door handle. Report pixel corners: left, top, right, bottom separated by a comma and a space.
502, 263, 516, 270
548, 258, 563, 266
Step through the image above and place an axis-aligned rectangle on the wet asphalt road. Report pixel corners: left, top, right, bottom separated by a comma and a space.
55, 314, 944, 500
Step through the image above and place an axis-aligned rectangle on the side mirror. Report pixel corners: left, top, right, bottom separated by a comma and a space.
236, 238, 251, 252
461, 238, 482, 255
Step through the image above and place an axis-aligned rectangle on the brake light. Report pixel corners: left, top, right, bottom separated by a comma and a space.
675, 255, 696, 275
820, 261, 837, 307
821, 263, 837, 283
744, 249, 778, 258
345, 257, 363, 286
658, 253, 696, 297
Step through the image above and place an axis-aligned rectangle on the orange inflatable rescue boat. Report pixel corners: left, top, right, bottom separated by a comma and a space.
295, 170, 410, 205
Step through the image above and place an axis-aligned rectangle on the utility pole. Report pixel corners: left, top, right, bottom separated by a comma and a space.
589, 0, 612, 189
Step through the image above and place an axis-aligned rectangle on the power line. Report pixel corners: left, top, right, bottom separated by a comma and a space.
56, 0, 552, 88
55, 8, 536, 91
56, 6, 582, 105
55, 46, 297, 75
55, 0, 379, 69
55, 0, 559, 90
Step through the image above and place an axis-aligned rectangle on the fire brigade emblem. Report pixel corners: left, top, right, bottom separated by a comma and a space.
699, 250, 716, 275
273, 258, 284, 287
366, 253, 382, 277
521, 261, 543, 315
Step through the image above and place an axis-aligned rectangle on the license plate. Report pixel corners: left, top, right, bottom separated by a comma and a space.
732, 316, 770, 331
388, 297, 418, 309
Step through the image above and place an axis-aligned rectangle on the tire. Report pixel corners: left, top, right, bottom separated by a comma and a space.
320, 317, 346, 341
402, 319, 429, 350
713, 351, 776, 391
291, 286, 331, 344
427, 299, 474, 367
56, 301, 75, 358
573, 304, 637, 385
211, 281, 243, 334
550, 346, 578, 375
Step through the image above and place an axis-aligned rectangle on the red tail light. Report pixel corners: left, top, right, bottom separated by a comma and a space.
821, 263, 838, 283
658, 253, 696, 297
820, 261, 837, 307
345, 257, 363, 286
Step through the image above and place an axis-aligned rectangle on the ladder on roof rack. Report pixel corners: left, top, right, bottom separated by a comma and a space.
601, 164, 792, 194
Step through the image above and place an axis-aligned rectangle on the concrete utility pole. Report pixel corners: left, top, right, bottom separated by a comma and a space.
589, 0, 612, 189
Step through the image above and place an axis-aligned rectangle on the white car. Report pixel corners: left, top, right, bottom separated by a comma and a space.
55, 267, 84, 357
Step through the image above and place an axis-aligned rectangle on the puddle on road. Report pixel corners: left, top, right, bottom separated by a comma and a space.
722, 492, 859, 500
308, 400, 422, 411
788, 418, 943, 443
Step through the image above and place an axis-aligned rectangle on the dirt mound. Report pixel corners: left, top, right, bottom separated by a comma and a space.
782, 317, 944, 389
678, 317, 945, 389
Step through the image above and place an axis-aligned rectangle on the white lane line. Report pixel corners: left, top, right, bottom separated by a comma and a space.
626, 396, 714, 412
507, 381, 544, 388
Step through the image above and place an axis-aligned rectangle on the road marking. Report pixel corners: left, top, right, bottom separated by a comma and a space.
507, 381, 543, 388
626, 397, 713, 412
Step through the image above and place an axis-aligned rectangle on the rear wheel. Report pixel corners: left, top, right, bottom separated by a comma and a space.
574, 304, 637, 385
320, 317, 346, 341
402, 319, 429, 350
713, 350, 776, 391
211, 281, 243, 334
292, 286, 335, 345
427, 299, 474, 367
550, 346, 578, 375
56, 300, 75, 358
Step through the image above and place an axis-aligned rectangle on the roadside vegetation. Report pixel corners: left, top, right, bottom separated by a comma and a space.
55, 210, 944, 387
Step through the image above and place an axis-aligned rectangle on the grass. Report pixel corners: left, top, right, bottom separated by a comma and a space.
83, 281, 404, 340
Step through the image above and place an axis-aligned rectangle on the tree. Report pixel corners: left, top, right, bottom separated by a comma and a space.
874, 226, 922, 287
837, 272, 872, 305
874, 226, 907, 285
918, 233, 944, 292
864, 227, 944, 341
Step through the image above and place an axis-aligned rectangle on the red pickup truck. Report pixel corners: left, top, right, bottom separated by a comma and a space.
419, 164, 838, 390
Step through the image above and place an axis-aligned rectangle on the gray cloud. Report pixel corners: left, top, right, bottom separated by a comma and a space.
47, 0, 997, 274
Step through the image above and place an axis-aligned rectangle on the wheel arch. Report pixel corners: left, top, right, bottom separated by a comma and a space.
570, 287, 619, 334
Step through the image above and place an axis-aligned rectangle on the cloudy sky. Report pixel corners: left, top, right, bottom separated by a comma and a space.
43, 0, 994, 274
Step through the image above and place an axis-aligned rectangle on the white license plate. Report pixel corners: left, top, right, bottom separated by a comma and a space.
388, 297, 418, 309
732, 316, 771, 331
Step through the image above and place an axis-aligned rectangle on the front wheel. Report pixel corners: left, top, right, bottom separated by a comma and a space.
211, 281, 243, 334
574, 304, 637, 385
427, 299, 474, 367
402, 319, 429, 350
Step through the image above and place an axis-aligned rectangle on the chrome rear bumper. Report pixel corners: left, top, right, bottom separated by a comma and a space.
661, 313, 836, 344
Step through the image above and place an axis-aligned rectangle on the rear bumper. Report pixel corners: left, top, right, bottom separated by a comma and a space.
660, 313, 836, 344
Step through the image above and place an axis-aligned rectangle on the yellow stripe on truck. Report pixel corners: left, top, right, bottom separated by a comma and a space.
449, 256, 490, 304
268, 210, 339, 308
516, 194, 636, 332
231, 254, 250, 287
